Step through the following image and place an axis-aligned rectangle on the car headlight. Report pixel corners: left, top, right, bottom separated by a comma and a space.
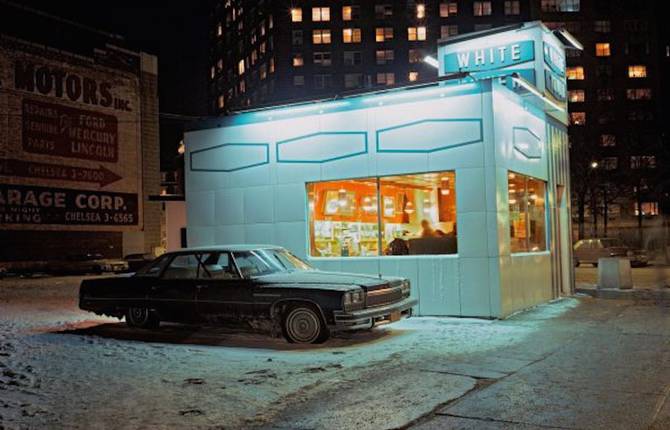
401, 280, 411, 297
343, 288, 365, 309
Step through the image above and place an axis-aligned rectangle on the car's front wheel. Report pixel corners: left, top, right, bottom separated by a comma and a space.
282, 304, 329, 344
125, 307, 160, 329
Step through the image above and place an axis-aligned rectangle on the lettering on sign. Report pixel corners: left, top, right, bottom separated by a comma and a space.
543, 42, 566, 77
444, 40, 535, 73
0, 184, 138, 226
22, 99, 119, 162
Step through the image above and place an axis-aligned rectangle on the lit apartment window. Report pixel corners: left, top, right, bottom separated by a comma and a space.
508, 172, 547, 253
292, 53, 304, 67
237, 59, 245, 75
343, 28, 362, 43
595, 43, 611, 57
376, 27, 394, 42
344, 73, 363, 89
239, 80, 246, 94
439, 2, 458, 17
568, 89, 585, 102
217, 23, 223, 36
293, 75, 305, 86
594, 20, 611, 33
409, 71, 419, 82
313, 51, 332, 66
342, 5, 360, 21
473, 1, 492, 16
628, 65, 647, 78
375, 4, 393, 19
504, 1, 520, 15
343, 51, 362, 66
217, 59, 223, 70
217, 95, 225, 109
630, 156, 656, 169
210, 66, 216, 79
635, 202, 659, 216
600, 134, 616, 147
441, 25, 458, 38
597, 88, 614, 101
377, 72, 395, 86
314, 74, 332, 89
313, 29, 332, 44
569, 112, 586, 125
259, 63, 267, 80
416, 4, 426, 18
291, 8, 302, 22
312, 7, 330, 22
566, 66, 584, 80
408, 26, 427, 41
626, 88, 652, 100
541, 0, 580, 12
376, 49, 395, 65
408, 49, 423, 63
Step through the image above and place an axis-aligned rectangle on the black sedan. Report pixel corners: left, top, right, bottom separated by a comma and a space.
79, 245, 417, 344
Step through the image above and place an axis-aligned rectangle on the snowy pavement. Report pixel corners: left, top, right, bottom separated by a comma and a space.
2, 276, 670, 429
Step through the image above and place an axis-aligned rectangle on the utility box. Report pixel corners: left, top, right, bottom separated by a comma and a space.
598, 258, 633, 290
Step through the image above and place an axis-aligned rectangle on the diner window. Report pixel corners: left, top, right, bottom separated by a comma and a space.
290, 8, 302, 22
312, 7, 330, 22
569, 112, 586, 125
568, 89, 585, 102
313, 29, 331, 44
376, 49, 395, 65
342, 5, 360, 21
473, 1, 492, 16
307, 172, 457, 257
595, 43, 611, 57
376, 27, 394, 42
508, 172, 546, 253
408, 26, 427, 41
566, 66, 584, 80
439, 2, 458, 17
628, 65, 647, 78
343, 28, 362, 43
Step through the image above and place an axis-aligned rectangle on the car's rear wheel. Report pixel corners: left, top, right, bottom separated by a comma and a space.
126, 307, 160, 329
282, 304, 329, 344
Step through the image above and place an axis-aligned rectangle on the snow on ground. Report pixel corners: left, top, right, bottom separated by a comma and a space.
0, 275, 580, 429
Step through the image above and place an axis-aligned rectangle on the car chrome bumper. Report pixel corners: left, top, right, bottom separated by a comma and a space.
332, 297, 418, 331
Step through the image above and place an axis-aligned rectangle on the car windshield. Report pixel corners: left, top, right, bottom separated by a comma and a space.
233, 249, 313, 278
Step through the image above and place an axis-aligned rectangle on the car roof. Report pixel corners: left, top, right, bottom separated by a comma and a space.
167, 244, 285, 254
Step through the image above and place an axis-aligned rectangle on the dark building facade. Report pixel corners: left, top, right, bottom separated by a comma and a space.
209, 0, 668, 246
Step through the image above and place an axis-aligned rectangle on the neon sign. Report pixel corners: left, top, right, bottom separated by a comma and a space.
443, 40, 535, 73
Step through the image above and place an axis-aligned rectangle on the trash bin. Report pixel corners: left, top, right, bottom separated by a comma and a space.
597, 258, 633, 290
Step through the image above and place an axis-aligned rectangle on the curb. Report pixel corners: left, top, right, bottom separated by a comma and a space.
576, 287, 670, 301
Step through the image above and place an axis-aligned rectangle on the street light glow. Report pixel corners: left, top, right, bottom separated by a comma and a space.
590, 161, 599, 169
423, 55, 439, 69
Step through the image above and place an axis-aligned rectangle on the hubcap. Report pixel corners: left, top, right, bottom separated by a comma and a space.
286, 308, 320, 343
129, 308, 149, 325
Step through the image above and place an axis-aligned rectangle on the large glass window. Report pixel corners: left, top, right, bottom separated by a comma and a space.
508, 172, 547, 253
307, 172, 457, 257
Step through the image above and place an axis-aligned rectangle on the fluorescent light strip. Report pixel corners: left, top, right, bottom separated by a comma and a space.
511, 75, 565, 112
423, 55, 440, 69
261, 101, 350, 117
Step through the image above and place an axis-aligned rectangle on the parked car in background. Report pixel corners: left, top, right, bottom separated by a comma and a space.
79, 245, 417, 344
48, 253, 129, 275
573, 238, 649, 268
124, 253, 155, 272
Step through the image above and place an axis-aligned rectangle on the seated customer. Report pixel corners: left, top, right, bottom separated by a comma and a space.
419, 219, 438, 237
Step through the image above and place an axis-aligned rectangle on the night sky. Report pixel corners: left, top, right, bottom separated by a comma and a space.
5, 0, 213, 169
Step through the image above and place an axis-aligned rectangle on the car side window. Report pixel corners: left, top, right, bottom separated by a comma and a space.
162, 254, 200, 280
233, 251, 274, 278
136, 255, 170, 277
198, 252, 240, 280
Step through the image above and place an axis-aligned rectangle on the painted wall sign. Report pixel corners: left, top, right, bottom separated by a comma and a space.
0, 184, 138, 226
0, 40, 143, 231
443, 40, 535, 73
22, 99, 119, 162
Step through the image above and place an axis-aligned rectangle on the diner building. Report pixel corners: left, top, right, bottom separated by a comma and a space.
185, 22, 578, 317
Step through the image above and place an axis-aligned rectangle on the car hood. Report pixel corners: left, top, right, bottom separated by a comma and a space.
255, 270, 403, 291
